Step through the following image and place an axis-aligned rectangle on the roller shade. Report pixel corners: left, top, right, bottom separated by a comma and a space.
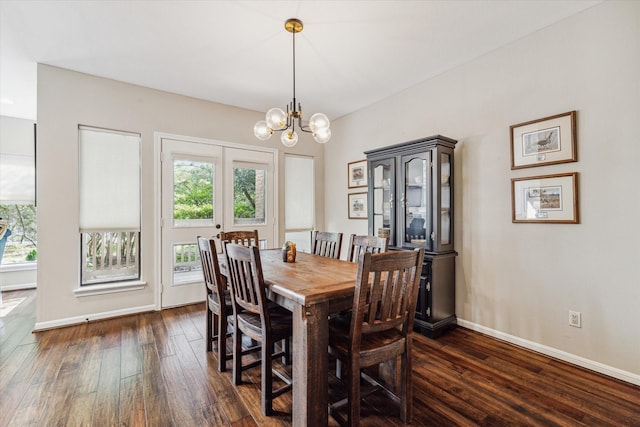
0, 153, 35, 203
79, 126, 140, 231
285, 155, 314, 230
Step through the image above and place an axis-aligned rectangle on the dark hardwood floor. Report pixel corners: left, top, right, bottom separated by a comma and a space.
1, 289, 638, 426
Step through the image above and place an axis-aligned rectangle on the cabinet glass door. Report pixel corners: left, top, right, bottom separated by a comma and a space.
372, 160, 394, 245
440, 152, 452, 247
402, 153, 431, 250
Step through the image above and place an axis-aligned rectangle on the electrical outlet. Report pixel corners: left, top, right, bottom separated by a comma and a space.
569, 310, 581, 328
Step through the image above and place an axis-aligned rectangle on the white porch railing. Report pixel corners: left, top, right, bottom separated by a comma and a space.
81, 231, 139, 284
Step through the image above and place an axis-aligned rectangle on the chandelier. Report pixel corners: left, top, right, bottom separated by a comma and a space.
254, 18, 331, 147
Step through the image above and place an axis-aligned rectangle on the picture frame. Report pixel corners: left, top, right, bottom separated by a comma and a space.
348, 159, 368, 188
510, 111, 577, 169
511, 172, 579, 223
348, 192, 368, 219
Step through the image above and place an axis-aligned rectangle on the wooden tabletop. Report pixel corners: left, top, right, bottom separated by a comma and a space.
251, 249, 358, 306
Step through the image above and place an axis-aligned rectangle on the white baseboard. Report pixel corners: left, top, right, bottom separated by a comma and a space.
34, 304, 156, 331
457, 318, 640, 387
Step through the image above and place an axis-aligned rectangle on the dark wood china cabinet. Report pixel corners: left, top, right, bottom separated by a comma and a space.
365, 135, 457, 338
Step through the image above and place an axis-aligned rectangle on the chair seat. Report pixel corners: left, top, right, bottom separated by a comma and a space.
237, 306, 292, 342
329, 315, 407, 366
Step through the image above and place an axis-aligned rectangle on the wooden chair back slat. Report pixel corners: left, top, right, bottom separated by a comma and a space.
220, 230, 259, 248
311, 231, 343, 259
353, 249, 424, 340
224, 243, 268, 319
347, 234, 389, 263
197, 236, 225, 308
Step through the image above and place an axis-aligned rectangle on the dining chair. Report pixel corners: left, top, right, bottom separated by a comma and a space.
328, 248, 424, 426
346, 234, 389, 263
311, 230, 343, 259
224, 242, 293, 416
219, 229, 259, 247
197, 236, 233, 372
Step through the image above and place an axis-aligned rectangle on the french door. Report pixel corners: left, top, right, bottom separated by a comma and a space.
160, 137, 275, 308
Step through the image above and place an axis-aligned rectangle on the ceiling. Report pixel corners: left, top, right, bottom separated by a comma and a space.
0, 0, 601, 121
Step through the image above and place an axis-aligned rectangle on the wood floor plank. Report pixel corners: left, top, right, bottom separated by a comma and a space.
171, 333, 217, 408
66, 390, 97, 426
140, 340, 174, 427
121, 315, 143, 379
0, 345, 50, 426
92, 345, 121, 426
193, 338, 254, 424
119, 374, 146, 427
151, 311, 175, 358
136, 308, 156, 346
430, 333, 637, 426
0, 341, 37, 392
7, 382, 51, 426
2, 289, 638, 427
42, 337, 90, 426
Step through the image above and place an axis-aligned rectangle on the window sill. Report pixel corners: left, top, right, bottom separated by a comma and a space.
74, 280, 147, 297
0, 262, 37, 273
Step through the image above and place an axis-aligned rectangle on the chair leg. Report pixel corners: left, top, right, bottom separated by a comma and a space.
400, 346, 413, 423
232, 323, 243, 385
217, 314, 227, 372
347, 360, 361, 427
262, 339, 274, 416
206, 308, 213, 352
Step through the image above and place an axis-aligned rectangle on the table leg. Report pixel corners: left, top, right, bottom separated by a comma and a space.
292, 301, 329, 427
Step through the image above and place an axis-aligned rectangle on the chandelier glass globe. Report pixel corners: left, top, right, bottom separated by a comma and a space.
281, 130, 298, 147
254, 120, 272, 140
266, 108, 287, 130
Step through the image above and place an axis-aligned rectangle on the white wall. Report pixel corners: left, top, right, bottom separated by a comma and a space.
36, 65, 325, 328
326, 1, 639, 381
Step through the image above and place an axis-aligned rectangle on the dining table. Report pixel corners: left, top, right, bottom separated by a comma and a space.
222, 248, 358, 427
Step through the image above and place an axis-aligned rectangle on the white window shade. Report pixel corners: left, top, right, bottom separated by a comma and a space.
0, 153, 35, 203
285, 155, 314, 230
79, 127, 141, 231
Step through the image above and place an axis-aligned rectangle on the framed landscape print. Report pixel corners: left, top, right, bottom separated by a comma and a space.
348, 159, 368, 188
511, 172, 578, 223
510, 111, 577, 169
348, 192, 368, 219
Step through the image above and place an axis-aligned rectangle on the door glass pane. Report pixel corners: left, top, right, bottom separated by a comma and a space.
373, 163, 391, 238
173, 242, 201, 284
233, 165, 266, 225
404, 156, 428, 246
441, 153, 451, 245
173, 159, 214, 227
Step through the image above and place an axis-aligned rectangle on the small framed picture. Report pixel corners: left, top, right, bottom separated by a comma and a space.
348, 159, 368, 188
348, 192, 368, 219
511, 172, 579, 223
510, 111, 577, 169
